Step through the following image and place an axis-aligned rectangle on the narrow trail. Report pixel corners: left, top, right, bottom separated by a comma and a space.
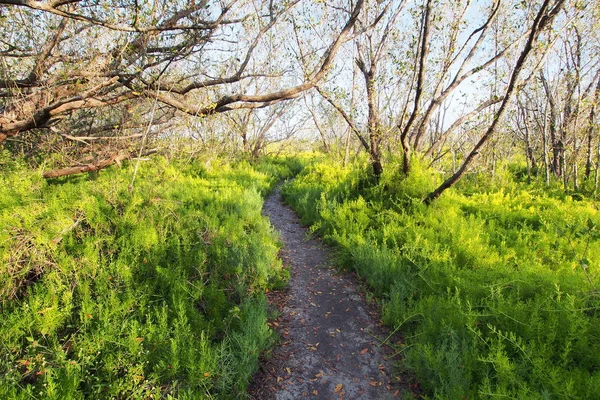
249, 187, 410, 399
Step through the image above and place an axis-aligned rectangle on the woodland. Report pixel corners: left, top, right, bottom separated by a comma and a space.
1, 0, 599, 398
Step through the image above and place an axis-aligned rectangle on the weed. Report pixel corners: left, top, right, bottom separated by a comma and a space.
0, 155, 305, 398
283, 155, 600, 398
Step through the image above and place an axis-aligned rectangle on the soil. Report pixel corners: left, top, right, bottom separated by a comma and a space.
249, 187, 415, 399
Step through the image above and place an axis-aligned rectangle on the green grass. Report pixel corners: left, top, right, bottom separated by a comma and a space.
0, 154, 302, 399
282, 155, 600, 399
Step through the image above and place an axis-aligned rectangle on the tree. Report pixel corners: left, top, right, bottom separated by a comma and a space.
0, 0, 365, 174
503, 3, 600, 191
314, 0, 408, 178
424, 0, 567, 203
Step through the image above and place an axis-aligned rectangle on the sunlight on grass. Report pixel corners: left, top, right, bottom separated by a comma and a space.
282, 155, 600, 398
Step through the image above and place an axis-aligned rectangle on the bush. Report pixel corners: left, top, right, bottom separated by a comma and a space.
282, 156, 600, 399
0, 155, 303, 399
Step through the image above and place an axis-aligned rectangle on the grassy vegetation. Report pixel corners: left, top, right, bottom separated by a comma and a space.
282, 155, 600, 399
0, 152, 303, 399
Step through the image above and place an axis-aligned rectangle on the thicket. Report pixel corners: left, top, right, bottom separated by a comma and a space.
282, 155, 600, 398
0, 151, 302, 399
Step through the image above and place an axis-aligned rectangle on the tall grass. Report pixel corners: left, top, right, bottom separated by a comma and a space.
0, 154, 301, 399
282, 155, 600, 398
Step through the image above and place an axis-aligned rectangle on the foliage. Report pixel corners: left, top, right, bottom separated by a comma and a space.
282, 155, 600, 399
0, 155, 301, 399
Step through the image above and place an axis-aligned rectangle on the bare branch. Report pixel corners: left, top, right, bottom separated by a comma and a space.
145, 0, 366, 115
316, 87, 369, 152
42, 148, 158, 179
425, 0, 567, 204
0, 0, 239, 33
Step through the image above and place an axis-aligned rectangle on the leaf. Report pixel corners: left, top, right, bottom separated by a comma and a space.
334, 383, 343, 393
588, 217, 596, 231
370, 380, 378, 387
360, 348, 368, 355
285, 367, 291, 374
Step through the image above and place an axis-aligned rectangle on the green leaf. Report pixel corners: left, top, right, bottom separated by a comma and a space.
587, 217, 596, 231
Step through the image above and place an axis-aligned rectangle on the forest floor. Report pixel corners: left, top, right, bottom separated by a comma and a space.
249, 187, 416, 399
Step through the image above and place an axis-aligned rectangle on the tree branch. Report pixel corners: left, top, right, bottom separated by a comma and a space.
145, 0, 366, 115
42, 148, 158, 179
424, 0, 567, 204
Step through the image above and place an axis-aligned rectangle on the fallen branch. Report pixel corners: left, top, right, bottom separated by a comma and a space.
43, 148, 158, 179
60, 133, 144, 142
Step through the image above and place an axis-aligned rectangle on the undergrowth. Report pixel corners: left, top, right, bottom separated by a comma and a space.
282, 155, 600, 399
0, 154, 302, 399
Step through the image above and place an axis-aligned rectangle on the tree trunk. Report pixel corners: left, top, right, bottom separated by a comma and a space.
541, 72, 562, 177
595, 142, 600, 195
370, 134, 384, 178
398, 0, 432, 174
586, 129, 594, 180
522, 106, 533, 183
357, 46, 383, 178
343, 128, 350, 167
585, 74, 600, 179
573, 162, 579, 191
402, 141, 412, 175
542, 105, 551, 186
242, 132, 249, 153
562, 147, 568, 191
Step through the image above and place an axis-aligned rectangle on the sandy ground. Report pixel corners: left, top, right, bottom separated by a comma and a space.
249, 187, 416, 399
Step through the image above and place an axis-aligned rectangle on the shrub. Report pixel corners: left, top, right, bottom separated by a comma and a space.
283, 156, 600, 398
0, 155, 303, 398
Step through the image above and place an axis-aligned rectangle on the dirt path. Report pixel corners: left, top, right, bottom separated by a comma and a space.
249, 187, 411, 399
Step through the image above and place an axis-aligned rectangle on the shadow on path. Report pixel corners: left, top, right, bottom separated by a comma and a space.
249, 187, 414, 399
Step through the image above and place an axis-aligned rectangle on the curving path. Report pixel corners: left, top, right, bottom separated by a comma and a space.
249, 187, 411, 399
